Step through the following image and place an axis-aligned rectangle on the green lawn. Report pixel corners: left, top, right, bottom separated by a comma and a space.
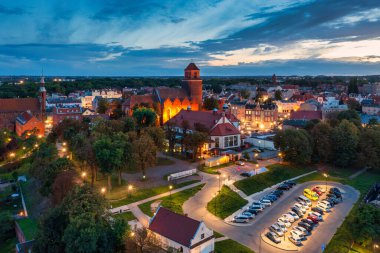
114, 211, 136, 222
207, 185, 248, 219
0, 238, 17, 253
198, 162, 235, 175
17, 218, 38, 241
111, 180, 201, 208
215, 239, 255, 253
325, 170, 380, 253
214, 231, 224, 238
234, 163, 314, 195
138, 183, 205, 216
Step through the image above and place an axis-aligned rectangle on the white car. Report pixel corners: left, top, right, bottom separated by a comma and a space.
319, 200, 332, 208
308, 212, 323, 221
289, 236, 302, 246
269, 224, 284, 237
281, 213, 295, 223
278, 217, 291, 227
293, 226, 308, 236
296, 200, 309, 210
233, 216, 249, 223
287, 211, 300, 220
276, 221, 288, 232
294, 203, 307, 213
241, 212, 255, 219
317, 204, 331, 213
235, 214, 252, 220
290, 230, 305, 241
260, 199, 272, 207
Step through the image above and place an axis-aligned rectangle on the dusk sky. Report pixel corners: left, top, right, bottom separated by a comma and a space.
1, 0, 380, 76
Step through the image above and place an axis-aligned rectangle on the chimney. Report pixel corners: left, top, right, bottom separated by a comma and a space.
222, 112, 225, 123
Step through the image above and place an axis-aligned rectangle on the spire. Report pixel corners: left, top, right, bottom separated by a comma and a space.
40, 68, 45, 86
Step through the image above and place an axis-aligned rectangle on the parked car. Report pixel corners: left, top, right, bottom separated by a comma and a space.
312, 187, 323, 196
276, 221, 288, 232
322, 198, 335, 206
285, 180, 297, 186
278, 217, 291, 227
272, 189, 284, 197
236, 161, 245, 166
315, 186, 326, 193
241, 212, 255, 219
328, 196, 341, 204
307, 216, 319, 224
249, 206, 264, 212
294, 203, 307, 213
244, 208, 259, 215
252, 148, 262, 153
326, 193, 338, 199
301, 219, 315, 227
235, 214, 252, 220
260, 199, 272, 207
261, 197, 274, 203
277, 184, 291, 191
297, 195, 312, 206
266, 232, 281, 244
298, 222, 313, 232
316, 204, 331, 213
330, 187, 341, 194
288, 236, 302, 246
290, 230, 306, 241
293, 226, 309, 236
269, 224, 284, 237
265, 194, 278, 201
281, 213, 295, 223
251, 200, 264, 207
287, 211, 300, 220
233, 216, 249, 223
311, 207, 324, 215
308, 212, 323, 221
240, 172, 251, 178
291, 207, 304, 217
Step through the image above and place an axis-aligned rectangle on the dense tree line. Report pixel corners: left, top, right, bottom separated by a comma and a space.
274, 110, 380, 170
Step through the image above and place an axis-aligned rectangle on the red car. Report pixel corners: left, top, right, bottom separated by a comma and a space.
307, 216, 319, 224
312, 187, 323, 196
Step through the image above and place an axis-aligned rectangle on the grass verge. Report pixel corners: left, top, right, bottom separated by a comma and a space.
114, 211, 136, 222
234, 163, 314, 196
111, 180, 201, 208
17, 217, 38, 241
207, 185, 248, 219
214, 239, 255, 253
138, 183, 205, 216
198, 162, 235, 175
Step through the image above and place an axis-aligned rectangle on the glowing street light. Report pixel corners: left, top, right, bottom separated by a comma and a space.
62, 148, 67, 152
130, 232, 135, 237
101, 187, 106, 194
81, 172, 87, 178
169, 185, 173, 197
34, 144, 39, 148
22, 146, 26, 150
63, 142, 66, 146
9, 152, 15, 158
128, 184, 133, 197
323, 173, 329, 192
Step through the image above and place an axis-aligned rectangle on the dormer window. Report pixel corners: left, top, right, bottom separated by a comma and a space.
201, 233, 204, 239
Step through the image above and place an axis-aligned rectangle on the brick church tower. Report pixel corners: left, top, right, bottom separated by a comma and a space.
39, 75, 47, 117
182, 63, 202, 108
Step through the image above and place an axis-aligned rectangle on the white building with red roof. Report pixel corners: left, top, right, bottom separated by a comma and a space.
148, 207, 215, 253
166, 108, 241, 152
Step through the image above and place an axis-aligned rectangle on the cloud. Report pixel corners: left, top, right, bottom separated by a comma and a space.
0, 4, 26, 15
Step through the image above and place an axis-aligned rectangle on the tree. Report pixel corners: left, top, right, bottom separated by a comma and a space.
337, 110, 361, 128
132, 134, 157, 178
180, 120, 190, 152
273, 129, 313, 164
203, 97, 219, 110
133, 108, 157, 134
129, 227, 161, 253
210, 83, 222, 93
97, 98, 109, 114
51, 170, 77, 206
0, 212, 14, 243
240, 89, 250, 99
40, 158, 75, 196
357, 126, 380, 170
183, 131, 208, 160
29, 142, 58, 180
346, 98, 361, 111
349, 205, 380, 247
145, 127, 165, 151
165, 121, 176, 154
331, 120, 360, 167
310, 122, 333, 163
94, 136, 124, 191
274, 90, 282, 101
348, 77, 359, 94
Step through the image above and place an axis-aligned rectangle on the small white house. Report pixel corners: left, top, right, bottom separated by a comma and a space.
148, 207, 215, 253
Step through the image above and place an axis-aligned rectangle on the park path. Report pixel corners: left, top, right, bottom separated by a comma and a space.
349, 167, 368, 179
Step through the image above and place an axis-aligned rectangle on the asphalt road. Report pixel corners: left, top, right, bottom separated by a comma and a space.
184, 180, 359, 253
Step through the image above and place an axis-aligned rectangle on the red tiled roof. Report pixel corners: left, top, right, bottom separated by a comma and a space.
0, 98, 40, 112
290, 94, 315, 102
185, 63, 199, 71
16, 111, 34, 125
210, 123, 240, 136
157, 87, 188, 100
290, 110, 322, 120
282, 85, 299, 90
124, 95, 154, 108
166, 110, 238, 131
148, 207, 200, 247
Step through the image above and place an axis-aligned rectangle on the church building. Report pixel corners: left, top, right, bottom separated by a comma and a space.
0, 76, 46, 135
123, 63, 203, 124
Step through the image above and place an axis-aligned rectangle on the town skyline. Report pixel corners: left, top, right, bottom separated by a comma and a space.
1, 0, 380, 76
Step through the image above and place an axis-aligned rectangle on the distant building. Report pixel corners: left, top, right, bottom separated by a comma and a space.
124, 63, 203, 124
52, 105, 83, 125
290, 110, 322, 121
275, 100, 301, 117
362, 104, 380, 116
15, 111, 45, 137
81, 89, 122, 109
148, 207, 215, 253
321, 97, 348, 119
46, 97, 81, 110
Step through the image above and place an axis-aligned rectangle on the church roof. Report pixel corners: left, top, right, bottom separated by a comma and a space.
185, 63, 199, 71
16, 111, 35, 125
156, 87, 188, 101
210, 123, 240, 136
0, 98, 40, 113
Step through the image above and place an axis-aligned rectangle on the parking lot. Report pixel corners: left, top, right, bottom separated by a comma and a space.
203, 181, 359, 253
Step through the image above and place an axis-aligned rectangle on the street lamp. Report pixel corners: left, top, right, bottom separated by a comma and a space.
142, 175, 146, 180
255, 164, 259, 175
373, 244, 379, 253
128, 184, 133, 197
169, 185, 173, 197
323, 173, 328, 192
81, 172, 87, 179
217, 175, 221, 192
9, 152, 15, 158
101, 187, 106, 194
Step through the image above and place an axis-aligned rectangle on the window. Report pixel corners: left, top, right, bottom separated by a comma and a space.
224, 137, 228, 147
233, 136, 238, 146
229, 136, 233, 147
201, 233, 204, 239
215, 137, 219, 148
